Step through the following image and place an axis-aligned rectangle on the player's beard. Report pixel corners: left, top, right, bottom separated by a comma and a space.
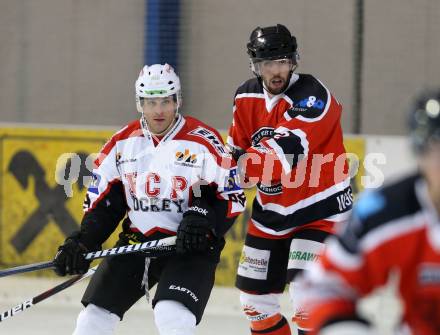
263, 76, 289, 95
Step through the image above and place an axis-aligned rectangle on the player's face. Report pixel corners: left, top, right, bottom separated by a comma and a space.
420, 141, 440, 209
142, 96, 177, 134
257, 59, 294, 95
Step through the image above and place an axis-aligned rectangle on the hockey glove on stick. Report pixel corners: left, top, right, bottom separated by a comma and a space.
0, 236, 176, 278
176, 199, 216, 254
53, 232, 93, 276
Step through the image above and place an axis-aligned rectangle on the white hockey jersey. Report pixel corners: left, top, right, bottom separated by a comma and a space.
82, 114, 245, 241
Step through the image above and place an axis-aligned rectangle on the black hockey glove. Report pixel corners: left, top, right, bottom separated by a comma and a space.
176, 200, 216, 254
53, 232, 92, 276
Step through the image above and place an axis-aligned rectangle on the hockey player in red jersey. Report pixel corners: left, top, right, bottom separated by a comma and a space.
52, 63, 245, 335
296, 90, 440, 335
227, 24, 352, 335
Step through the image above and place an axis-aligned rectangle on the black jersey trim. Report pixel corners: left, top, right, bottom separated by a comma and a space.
357, 174, 422, 238
252, 185, 353, 231
235, 78, 264, 96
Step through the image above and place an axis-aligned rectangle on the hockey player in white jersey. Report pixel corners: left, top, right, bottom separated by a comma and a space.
52, 63, 246, 335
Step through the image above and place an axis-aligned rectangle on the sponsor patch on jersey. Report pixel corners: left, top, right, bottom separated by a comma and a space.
189, 127, 230, 157
288, 239, 324, 270
287, 95, 327, 119
176, 149, 197, 163
298, 96, 325, 110
224, 168, 241, 192
257, 182, 282, 195
88, 173, 101, 194
336, 187, 354, 212
174, 149, 201, 167
419, 264, 440, 285
237, 246, 270, 280
242, 305, 269, 322
116, 152, 137, 166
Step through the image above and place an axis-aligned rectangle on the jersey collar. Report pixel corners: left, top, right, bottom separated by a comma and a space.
263, 73, 299, 112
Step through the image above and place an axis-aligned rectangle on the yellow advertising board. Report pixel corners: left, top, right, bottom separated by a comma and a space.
343, 136, 366, 196
0, 126, 365, 286
0, 127, 116, 273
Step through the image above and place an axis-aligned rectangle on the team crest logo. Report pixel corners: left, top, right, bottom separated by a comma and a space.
251, 127, 274, 146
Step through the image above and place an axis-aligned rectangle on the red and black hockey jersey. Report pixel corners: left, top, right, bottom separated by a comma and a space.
298, 174, 440, 335
227, 73, 352, 238
79, 114, 245, 246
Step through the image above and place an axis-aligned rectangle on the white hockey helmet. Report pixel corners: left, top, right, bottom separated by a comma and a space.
135, 63, 182, 113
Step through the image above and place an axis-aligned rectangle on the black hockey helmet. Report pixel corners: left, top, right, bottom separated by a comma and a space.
409, 89, 440, 153
247, 24, 298, 62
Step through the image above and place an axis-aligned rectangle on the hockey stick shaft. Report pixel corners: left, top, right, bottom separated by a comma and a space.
0, 266, 97, 322
0, 261, 55, 278
0, 236, 176, 278
84, 235, 176, 261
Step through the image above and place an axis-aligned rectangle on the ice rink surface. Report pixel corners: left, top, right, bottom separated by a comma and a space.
0, 276, 400, 334
0, 276, 275, 335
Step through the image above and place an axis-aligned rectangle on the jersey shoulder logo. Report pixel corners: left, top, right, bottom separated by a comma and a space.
189, 126, 230, 157
287, 95, 328, 120
285, 75, 330, 121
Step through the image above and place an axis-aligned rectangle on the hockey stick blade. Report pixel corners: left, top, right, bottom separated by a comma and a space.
0, 235, 176, 278
0, 266, 97, 322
